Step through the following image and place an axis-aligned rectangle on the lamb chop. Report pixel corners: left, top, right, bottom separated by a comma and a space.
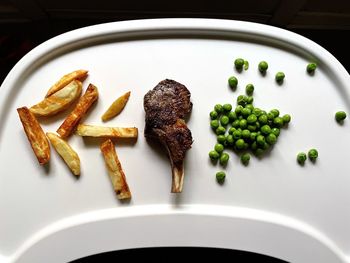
144, 79, 193, 193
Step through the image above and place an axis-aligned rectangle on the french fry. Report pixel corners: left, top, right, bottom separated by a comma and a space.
17, 107, 50, 165
101, 91, 131, 122
46, 132, 80, 177
76, 124, 138, 138
100, 139, 131, 199
46, 69, 88, 97
30, 80, 82, 117
57, 84, 99, 138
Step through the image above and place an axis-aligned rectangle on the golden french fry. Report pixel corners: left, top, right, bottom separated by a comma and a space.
46, 69, 88, 97
76, 124, 138, 138
30, 80, 82, 117
17, 107, 50, 165
46, 132, 80, 177
101, 91, 131, 122
57, 84, 99, 138
100, 139, 131, 199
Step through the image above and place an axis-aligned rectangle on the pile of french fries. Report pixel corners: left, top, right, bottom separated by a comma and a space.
17, 70, 137, 200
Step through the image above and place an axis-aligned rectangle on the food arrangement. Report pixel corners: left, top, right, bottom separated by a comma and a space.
17, 70, 137, 200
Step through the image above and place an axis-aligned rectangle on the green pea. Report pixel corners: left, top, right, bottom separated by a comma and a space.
217, 135, 226, 144
232, 119, 240, 128
244, 60, 249, 70
258, 114, 268, 125
214, 104, 223, 113
216, 171, 226, 184
215, 143, 224, 153
241, 153, 251, 166
228, 76, 238, 89
273, 117, 284, 128
237, 95, 248, 106
219, 152, 230, 165
258, 61, 268, 73
261, 124, 271, 135
250, 132, 258, 141
210, 120, 219, 129
247, 125, 257, 131
228, 127, 236, 135
251, 141, 258, 151
228, 111, 237, 121
245, 104, 254, 111
247, 96, 254, 104
216, 126, 226, 135
247, 114, 257, 124
308, 149, 318, 162
255, 122, 261, 129
261, 142, 270, 150
233, 130, 241, 139
335, 111, 347, 122
235, 139, 245, 150
256, 135, 265, 146
297, 152, 307, 165
239, 119, 247, 129
241, 129, 250, 139
271, 127, 280, 137
209, 150, 220, 160
307, 63, 317, 74
241, 108, 251, 118
246, 84, 254, 95
266, 133, 277, 144
235, 105, 244, 115
210, 110, 218, 120
234, 58, 245, 70
255, 148, 265, 157
220, 115, 230, 126
270, 109, 280, 117
223, 103, 232, 112
275, 72, 285, 83
282, 114, 291, 124
267, 112, 275, 121
252, 108, 262, 116
226, 135, 234, 146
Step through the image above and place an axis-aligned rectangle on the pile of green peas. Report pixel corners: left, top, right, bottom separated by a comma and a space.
209, 94, 291, 167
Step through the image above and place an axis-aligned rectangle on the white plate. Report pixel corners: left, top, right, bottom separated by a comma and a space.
1, 19, 350, 263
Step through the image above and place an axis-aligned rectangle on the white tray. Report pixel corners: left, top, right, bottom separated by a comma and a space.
1, 19, 349, 263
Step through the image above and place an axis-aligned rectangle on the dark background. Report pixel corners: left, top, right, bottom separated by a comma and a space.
1, 0, 349, 262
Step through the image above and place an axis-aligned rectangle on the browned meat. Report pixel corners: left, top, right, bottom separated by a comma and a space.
144, 79, 193, 193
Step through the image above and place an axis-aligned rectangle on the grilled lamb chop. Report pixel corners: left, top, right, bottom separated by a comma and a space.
144, 79, 193, 193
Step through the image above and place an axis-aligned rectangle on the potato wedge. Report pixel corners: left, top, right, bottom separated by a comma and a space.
30, 80, 82, 117
76, 124, 138, 138
46, 69, 88, 97
100, 139, 131, 199
101, 91, 131, 122
57, 84, 99, 138
46, 132, 80, 177
17, 107, 50, 165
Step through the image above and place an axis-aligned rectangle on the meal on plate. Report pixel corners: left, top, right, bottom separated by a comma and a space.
76, 124, 138, 138
144, 79, 193, 193
17, 106, 51, 165
46, 132, 81, 177
100, 139, 132, 199
30, 80, 82, 117
57, 83, 99, 138
45, 69, 88, 97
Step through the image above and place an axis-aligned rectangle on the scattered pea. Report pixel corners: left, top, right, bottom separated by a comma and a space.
241, 129, 250, 139
241, 108, 251, 118
220, 152, 230, 165
270, 109, 280, 117
210, 120, 219, 129
258, 61, 268, 73
235, 105, 244, 115
308, 149, 318, 162
215, 143, 224, 153
241, 153, 251, 165
233, 130, 242, 140
258, 114, 268, 125
234, 58, 245, 70
220, 115, 230, 126
214, 104, 223, 113
297, 152, 307, 165
228, 127, 236, 135
228, 111, 237, 121
226, 135, 234, 146
228, 76, 238, 89
232, 119, 240, 128
247, 114, 257, 124
275, 72, 285, 83
260, 125, 271, 135
209, 150, 220, 160
216, 126, 226, 135
244, 60, 249, 70
235, 139, 245, 150
216, 171, 226, 184
210, 110, 218, 120
266, 133, 277, 145
271, 127, 280, 137
246, 84, 254, 95
239, 119, 247, 129
282, 114, 291, 124
223, 103, 232, 112
307, 63, 317, 74
273, 117, 284, 128
335, 111, 347, 122
217, 135, 226, 144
